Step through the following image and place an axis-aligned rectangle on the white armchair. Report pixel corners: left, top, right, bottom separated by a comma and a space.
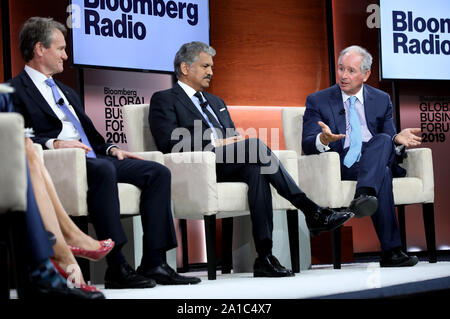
281, 107, 436, 268
123, 104, 303, 279
40, 135, 165, 281
0, 112, 29, 299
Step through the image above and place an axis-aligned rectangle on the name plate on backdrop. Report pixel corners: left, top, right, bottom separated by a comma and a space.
83, 68, 172, 149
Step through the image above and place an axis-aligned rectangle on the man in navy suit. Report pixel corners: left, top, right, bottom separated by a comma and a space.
149, 41, 353, 277
302, 45, 421, 267
10, 17, 200, 287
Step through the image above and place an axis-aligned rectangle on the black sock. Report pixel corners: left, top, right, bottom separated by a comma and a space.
105, 245, 127, 268
140, 249, 163, 269
255, 238, 273, 258
355, 187, 376, 198
292, 193, 320, 217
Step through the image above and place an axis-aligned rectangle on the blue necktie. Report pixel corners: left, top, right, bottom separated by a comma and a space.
194, 92, 225, 138
45, 78, 96, 158
343, 96, 361, 168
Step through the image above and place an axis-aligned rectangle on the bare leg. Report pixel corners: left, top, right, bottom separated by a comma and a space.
25, 138, 85, 285
36, 147, 101, 251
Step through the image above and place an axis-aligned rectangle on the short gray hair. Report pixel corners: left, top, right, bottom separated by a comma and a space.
338, 45, 373, 73
19, 17, 67, 62
174, 41, 216, 78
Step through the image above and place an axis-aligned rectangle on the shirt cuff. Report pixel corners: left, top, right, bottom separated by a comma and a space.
395, 144, 405, 155
45, 139, 56, 150
315, 133, 330, 153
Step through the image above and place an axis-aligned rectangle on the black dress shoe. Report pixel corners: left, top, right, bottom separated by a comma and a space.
105, 262, 156, 289
137, 263, 201, 285
349, 195, 378, 218
31, 283, 105, 299
306, 208, 353, 237
253, 255, 294, 277
380, 248, 419, 267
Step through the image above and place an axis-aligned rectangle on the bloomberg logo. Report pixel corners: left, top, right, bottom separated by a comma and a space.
392, 11, 450, 55
83, 0, 200, 40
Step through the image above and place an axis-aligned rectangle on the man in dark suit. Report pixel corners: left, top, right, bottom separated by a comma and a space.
302, 45, 421, 267
149, 41, 353, 277
10, 17, 200, 288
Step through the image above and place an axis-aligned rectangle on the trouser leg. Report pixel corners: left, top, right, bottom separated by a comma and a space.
341, 134, 402, 251
109, 157, 177, 267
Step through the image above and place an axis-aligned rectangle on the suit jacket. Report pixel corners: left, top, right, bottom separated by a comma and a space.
302, 84, 397, 156
9, 70, 112, 154
0, 93, 14, 112
302, 84, 406, 177
149, 82, 238, 154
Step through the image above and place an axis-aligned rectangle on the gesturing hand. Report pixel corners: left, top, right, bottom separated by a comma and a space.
318, 121, 345, 145
394, 128, 422, 147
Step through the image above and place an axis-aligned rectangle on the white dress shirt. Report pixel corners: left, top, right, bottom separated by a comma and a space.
178, 80, 223, 144
24, 65, 81, 149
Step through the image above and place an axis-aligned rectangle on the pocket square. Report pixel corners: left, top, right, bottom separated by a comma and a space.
219, 108, 226, 112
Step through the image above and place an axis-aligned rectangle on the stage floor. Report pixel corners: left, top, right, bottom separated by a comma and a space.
99, 261, 450, 299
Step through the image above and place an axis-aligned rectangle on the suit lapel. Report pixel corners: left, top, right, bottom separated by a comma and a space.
362, 85, 376, 135
172, 83, 210, 126
203, 93, 227, 127
18, 70, 59, 120
329, 84, 346, 139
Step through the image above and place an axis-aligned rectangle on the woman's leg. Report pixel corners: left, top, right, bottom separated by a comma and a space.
25, 138, 85, 285
36, 147, 102, 251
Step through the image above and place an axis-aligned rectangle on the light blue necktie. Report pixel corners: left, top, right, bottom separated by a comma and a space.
45, 78, 96, 158
343, 96, 361, 168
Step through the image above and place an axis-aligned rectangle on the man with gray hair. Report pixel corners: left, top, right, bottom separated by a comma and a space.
302, 45, 421, 267
149, 41, 353, 277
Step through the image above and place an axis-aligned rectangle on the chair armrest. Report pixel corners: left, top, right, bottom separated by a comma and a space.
298, 151, 344, 208
273, 150, 299, 184
163, 151, 218, 217
43, 148, 88, 216
33, 143, 44, 161
0, 113, 27, 213
133, 151, 164, 164
401, 148, 434, 202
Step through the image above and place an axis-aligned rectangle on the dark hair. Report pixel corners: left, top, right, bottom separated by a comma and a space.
173, 41, 216, 78
19, 17, 67, 62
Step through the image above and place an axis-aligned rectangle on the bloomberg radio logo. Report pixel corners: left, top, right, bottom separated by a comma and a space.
392, 10, 450, 55
73, 0, 200, 40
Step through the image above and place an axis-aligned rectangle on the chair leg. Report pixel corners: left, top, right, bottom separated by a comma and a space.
286, 209, 300, 273
397, 205, 407, 252
178, 219, 189, 273
9, 212, 31, 299
332, 226, 342, 269
204, 215, 217, 280
422, 203, 437, 263
0, 242, 8, 299
0, 215, 10, 299
221, 218, 233, 274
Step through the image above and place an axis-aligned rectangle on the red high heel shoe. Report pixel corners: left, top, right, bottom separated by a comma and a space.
68, 239, 115, 261
50, 259, 101, 293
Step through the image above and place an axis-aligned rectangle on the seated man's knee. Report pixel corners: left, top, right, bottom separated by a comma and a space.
89, 159, 117, 182
146, 162, 171, 183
